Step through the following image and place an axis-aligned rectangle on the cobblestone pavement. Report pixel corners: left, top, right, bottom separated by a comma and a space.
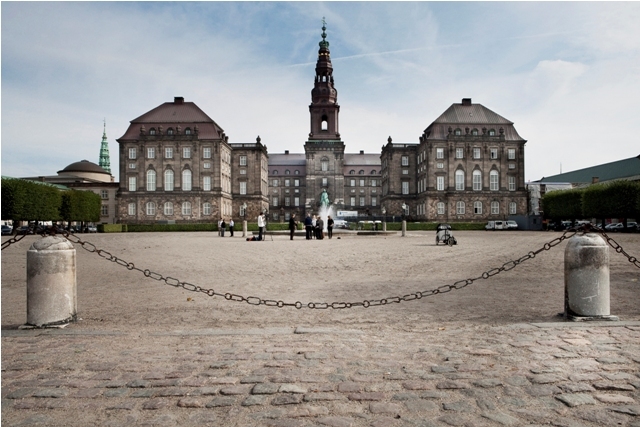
2, 321, 640, 427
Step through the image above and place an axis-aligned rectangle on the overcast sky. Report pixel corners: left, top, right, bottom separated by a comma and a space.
2, 2, 639, 182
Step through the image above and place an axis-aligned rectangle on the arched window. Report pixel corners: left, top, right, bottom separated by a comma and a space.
472, 129, 479, 136
166, 128, 174, 135
454, 128, 462, 136
182, 202, 192, 215
488, 129, 496, 136
149, 128, 156, 135
491, 201, 500, 215
456, 201, 465, 214
146, 170, 156, 191
294, 170, 300, 175
285, 170, 290, 175
371, 170, 377, 175
203, 202, 211, 215
472, 170, 482, 191
474, 201, 482, 214
164, 170, 174, 191
455, 170, 465, 191
182, 169, 192, 191
321, 158, 328, 172
184, 128, 191, 135
490, 170, 499, 191
164, 202, 173, 216
272, 170, 278, 175
321, 115, 328, 131
145, 202, 156, 216
349, 170, 355, 175
509, 202, 517, 215
359, 170, 365, 175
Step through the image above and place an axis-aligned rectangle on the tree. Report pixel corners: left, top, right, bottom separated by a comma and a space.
1, 178, 61, 225
542, 188, 583, 222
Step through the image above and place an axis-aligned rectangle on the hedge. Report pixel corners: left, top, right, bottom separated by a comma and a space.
98, 224, 127, 233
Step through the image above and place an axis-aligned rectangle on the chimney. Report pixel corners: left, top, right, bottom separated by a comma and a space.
285, 150, 289, 155
360, 150, 364, 155
462, 98, 472, 106
174, 97, 184, 104
592, 177, 599, 184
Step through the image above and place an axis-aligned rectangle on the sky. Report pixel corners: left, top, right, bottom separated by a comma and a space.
2, 2, 639, 183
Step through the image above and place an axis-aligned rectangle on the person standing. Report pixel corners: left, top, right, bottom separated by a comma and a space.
257, 212, 266, 241
218, 219, 222, 236
327, 215, 334, 239
304, 214, 313, 240
316, 216, 324, 240
220, 218, 226, 237
288, 214, 298, 240
311, 215, 317, 239
229, 218, 234, 237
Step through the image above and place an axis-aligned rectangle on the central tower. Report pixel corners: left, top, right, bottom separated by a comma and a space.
304, 19, 346, 210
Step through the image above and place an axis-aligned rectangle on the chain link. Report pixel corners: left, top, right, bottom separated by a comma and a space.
7, 225, 638, 308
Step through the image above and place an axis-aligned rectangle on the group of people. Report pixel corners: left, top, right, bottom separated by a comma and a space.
217, 218, 235, 237
300, 213, 334, 240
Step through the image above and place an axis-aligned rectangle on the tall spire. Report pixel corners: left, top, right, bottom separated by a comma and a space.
309, 18, 340, 139
99, 119, 111, 174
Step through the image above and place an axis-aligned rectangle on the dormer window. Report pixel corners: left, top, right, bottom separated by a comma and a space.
488, 129, 496, 136
184, 128, 192, 135
471, 129, 479, 136
454, 128, 462, 136
167, 128, 174, 135
149, 128, 156, 136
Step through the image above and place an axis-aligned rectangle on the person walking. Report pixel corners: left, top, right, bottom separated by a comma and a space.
288, 214, 298, 240
327, 215, 334, 239
257, 212, 266, 241
220, 218, 226, 237
229, 218, 234, 237
304, 214, 313, 240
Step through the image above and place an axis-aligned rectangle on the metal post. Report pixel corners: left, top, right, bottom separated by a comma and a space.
402, 220, 406, 237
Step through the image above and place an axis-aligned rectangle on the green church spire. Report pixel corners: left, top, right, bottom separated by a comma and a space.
319, 17, 329, 50
99, 119, 111, 174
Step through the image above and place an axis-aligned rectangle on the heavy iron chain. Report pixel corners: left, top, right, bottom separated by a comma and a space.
4, 225, 638, 308
1, 231, 30, 250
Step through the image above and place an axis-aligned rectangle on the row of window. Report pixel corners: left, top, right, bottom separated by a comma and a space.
128, 201, 210, 216
413, 201, 517, 216
452, 128, 498, 136
406, 147, 516, 165
147, 127, 194, 136
129, 147, 248, 166
271, 169, 300, 175
270, 196, 379, 208
129, 170, 194, 192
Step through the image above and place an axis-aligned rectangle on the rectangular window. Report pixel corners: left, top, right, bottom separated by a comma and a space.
436, 162, 444, 169
165, 147, 173, 159
350, 179, 356, 187
349, 197, 355, 207
240, 156, 247, 166
509, 176, 516, 191
285, 197, 290, 206
272, 197, 278, 207
490, 173, 499, 191
204, 162, 211, 169
146, 171, 156, 191
508, 148, 516, 160
401, 156, 409, 166
474, 201, 482, 214
285, 179, 290, 187
101, 205, 109, 216
295, 179, 300, 187
360, 197, 365, 206
402, 181, 409, 195
128, 176, 136, 192
203, 147, 211, 159
128, 148, 136, 159
473, 172, 481, 191
203, 176, 211, 191
509, 202, 517, 215
128, 203, 136, 216
436, 148, 444, 159
402, 170, 409, 175
371, 197, 377, 207
456, 201, 465, 215
473, 148, 481, 159
129, 163, 136, 169
272, 179, 278, 187
491, 201, 499, 215
294, 197, 300, 207
437, 176, 444, 191
183, 147, 191, 159
147, 147, 155, 159
437, 202, 445, 215
239, 182, 247, 195
100, 190, 108, 199
455, 172, 464, 191
490, 148, 498, 159
239, 168, 246, 174
360, 179, 365, 187
165, 202, 174, 216
202, 203, 210, 215
146, 202, 155, 216
322, 178, 327, 187
371, 179, 377, 187
456, 148, 464, 159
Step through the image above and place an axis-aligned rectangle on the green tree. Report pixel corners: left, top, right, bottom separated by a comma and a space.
542, 188, 583, 222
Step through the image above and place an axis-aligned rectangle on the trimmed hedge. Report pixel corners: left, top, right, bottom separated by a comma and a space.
98, 224, 127, 233
383, 222, 485, 231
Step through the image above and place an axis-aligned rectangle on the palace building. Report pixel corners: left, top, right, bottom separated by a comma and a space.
116, 23, 527, 224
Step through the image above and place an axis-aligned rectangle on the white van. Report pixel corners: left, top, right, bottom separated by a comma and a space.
485, 220, 505, 230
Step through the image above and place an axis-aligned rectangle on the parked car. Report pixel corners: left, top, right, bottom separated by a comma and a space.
1, 225, 13, 235
333, 219, 350, 229
16, 226, 34, 235
605, 223, 624, 232
505, 220, 518, 230
485, 220, 505, 230
85, 225, 98, 233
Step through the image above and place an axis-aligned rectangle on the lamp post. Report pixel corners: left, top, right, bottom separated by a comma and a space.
242, 202, 247, 237
401, 202, 407, 237
381, 206, 387, 232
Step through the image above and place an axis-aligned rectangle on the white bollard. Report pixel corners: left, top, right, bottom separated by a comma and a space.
243, 220, 247, 238
564, 233, 618, 321
402, 220, 406, 237
25, 236, 77, 328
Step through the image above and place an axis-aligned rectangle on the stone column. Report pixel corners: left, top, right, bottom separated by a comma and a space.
243, 220, 247, 238
401, 220, 406, 237
26, 237, 77, 328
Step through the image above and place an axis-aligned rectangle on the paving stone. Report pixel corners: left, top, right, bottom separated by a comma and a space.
437, 381, 470, 390
578, 408, 628, 426
369, 401, 403, 414
473, 378, 502, 388
402, 381, 434, 390
596, 357, 629, 364
32, 389, 68, 398
432, 365, 456, 373
475, 398, 497, 410
608, 405, 640, 416
592, 381, 635, 391
562, 338, 591, 346
403, 399, 438, 412
525, 385, 562, 396
555, 393, 597, 407
242, 395, 268, 406
272, 394, 304, 405
601, 372, 636, 381
419, 391, 448, 399
130, 389, 157, 398
206, 396, 236, 407
347, 392, 385, 401
105, 401, 137, 410
370, 418, 400, 427
559, 382, 595, 393
4, 388, 35, 399
208, 377, 239, 385
337, 382, 361, 393
392, 392, 419, 401
442, 400, 475, 412
126, 379, 150, 388
220, 384, 252, 395
438, 414, 469, 426
70, 388, 103, 398
500, 397, 528, 407
253, 383, 281, 395
569, 373, 601, 382
316, 417, 353, 427
177, 397, 205, 408
103, 388, 130, 398
142, 398, 170, 410
304, 392, 347, 402
504, 376, 530, 386
529, 374, 565, 384
304, 352, 329, 360
481, 411, 520, 426
241, 375, 266, 384
190, 387, 218, 396
594, 394, 635, 404
155, 387, 187, 397
279, 384, 306, 394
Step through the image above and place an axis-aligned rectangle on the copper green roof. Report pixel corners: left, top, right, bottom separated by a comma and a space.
537, 155, 640, 184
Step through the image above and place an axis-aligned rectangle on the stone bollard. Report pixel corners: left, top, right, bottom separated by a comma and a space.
401, 220, 406, 237
382, 221, 387, 232
243, 220, 247, 237
564, 233, 618, 321
25, 236, 77, 328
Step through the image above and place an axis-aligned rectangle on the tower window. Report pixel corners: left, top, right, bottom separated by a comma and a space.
321, 115, 328, 131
